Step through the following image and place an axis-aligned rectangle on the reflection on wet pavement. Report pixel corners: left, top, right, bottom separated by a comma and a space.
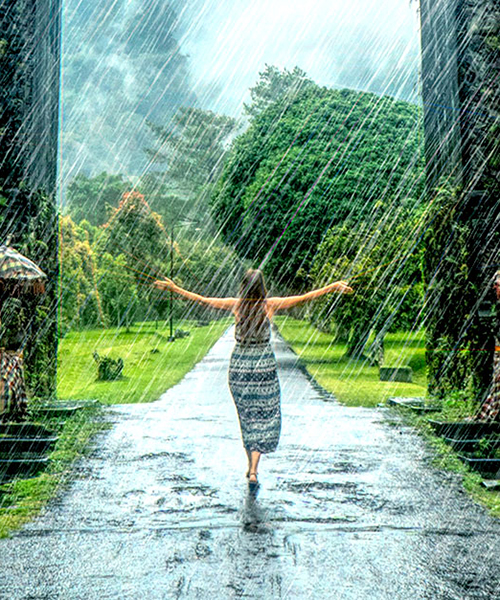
1, 328, 499, 599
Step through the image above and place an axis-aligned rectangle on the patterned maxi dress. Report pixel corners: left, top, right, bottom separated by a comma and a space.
228, 314, 281, 454
477, 333, 500, 421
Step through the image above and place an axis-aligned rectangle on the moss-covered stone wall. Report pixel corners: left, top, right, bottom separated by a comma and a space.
420, 0, 500, 399
0, 1, 62, 399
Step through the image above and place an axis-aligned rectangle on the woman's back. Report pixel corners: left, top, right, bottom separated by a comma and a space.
234, 300, 271, 345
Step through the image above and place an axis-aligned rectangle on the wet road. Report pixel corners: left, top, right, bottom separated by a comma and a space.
1, 328, 500, 599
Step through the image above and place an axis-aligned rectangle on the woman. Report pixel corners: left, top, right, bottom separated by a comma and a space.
154, 269, 353, 489
474, 269, 500, 421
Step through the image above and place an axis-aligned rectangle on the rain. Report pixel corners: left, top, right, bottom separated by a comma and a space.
0, 0, 499, 598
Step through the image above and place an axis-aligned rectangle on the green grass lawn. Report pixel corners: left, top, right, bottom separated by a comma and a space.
58, 319, 231, 404
275, 316, 427, 407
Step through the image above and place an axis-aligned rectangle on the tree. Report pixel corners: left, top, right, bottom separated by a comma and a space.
97, 253, 138, 328
102, 190, 171, 318
244, 65, 314, 120
65, 172, 128, 226
146, 107, 238, 191
309, 210, 424, 357
211, 82, 424, 288
62, 0, 195, 177
137, 172, 199, 230
120, 0, 194, 124
59, 215, 104, 332
103, 191, 167, 259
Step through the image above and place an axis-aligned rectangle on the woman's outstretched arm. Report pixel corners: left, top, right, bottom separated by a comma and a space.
267, 281, 353, 313
154, 278, 238, 311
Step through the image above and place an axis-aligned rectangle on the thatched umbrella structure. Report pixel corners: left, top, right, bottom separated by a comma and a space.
0, 245, 47, 420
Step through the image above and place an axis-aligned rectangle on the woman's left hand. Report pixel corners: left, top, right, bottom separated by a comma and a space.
153, 278, 176, 292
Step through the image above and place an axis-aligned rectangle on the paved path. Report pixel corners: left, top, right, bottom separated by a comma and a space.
1, 328, 500, 599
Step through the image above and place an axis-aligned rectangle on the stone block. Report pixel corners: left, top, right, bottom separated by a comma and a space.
379, 366, 413, 383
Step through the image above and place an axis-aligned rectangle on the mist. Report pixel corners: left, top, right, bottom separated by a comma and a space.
178, 0, 421, 115
61, 0, 420, 182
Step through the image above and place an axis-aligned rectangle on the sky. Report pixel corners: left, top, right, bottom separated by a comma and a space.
61, 0, 421, 179
176, 0, 421, 116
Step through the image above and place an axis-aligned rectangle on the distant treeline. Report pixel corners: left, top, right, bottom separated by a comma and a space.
60, 193, 243, 333
64, 67, 427, 355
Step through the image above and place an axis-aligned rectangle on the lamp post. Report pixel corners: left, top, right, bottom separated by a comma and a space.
168, 220, 175, 342
167, 218, 199, 342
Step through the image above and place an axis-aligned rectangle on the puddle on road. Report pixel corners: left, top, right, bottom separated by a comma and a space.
284, 481, 358, 492
156, 474, 192, 483
170, 484, 218, 497
134, 451, 194, 463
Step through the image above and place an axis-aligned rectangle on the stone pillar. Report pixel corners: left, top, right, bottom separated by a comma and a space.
419, 0, 463, 191
420, 0, 500, 398
0, 0, 62, 399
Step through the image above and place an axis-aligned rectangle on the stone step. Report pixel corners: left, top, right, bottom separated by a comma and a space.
428, 420, 500, 438
0, 436, 58, 453
0, 423, 54, 438
444, 436, 500, 452
388, 397, 442, 413
458, 455, 500, 478
0, 455, 49, 477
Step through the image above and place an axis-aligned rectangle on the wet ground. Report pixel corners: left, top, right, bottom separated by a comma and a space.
1, 328, 500, 599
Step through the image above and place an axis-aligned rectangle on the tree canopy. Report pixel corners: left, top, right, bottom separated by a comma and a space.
65, 172, 128, 227
211, 83, 424, 287
146, 107, 238, 191
243, 64, 314, 120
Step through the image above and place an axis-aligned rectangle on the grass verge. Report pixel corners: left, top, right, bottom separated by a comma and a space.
276, 316, 500, 517
58, 319, 231, 404
275, 316, 426, 407
397, 409, 500, 517
0, 406, 108, 538
0, 318, 229, 538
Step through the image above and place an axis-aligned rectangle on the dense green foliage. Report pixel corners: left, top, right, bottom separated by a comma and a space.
421, 184, 496, 399
65, 173, 128, 227
211, 84, 423, 286
146, 108, 238, 189
243, 65, 314, 120
60, 190, 244, 332
60, 215, 139, 331
308, 207, 424, 356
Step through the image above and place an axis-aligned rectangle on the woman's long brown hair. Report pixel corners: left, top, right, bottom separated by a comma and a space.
235, 269, 268, 339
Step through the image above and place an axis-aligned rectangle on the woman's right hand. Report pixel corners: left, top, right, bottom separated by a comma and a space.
334, 281, 354, 294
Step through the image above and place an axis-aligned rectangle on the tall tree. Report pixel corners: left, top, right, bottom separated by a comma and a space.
211, 82, 424, 288
65, 172, 128, 226
244, 65, 314, 120
62, 0, 195, 177
146, 107, 238, 191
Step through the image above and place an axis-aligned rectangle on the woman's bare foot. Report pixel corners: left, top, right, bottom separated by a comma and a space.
248, 471, 258, 483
